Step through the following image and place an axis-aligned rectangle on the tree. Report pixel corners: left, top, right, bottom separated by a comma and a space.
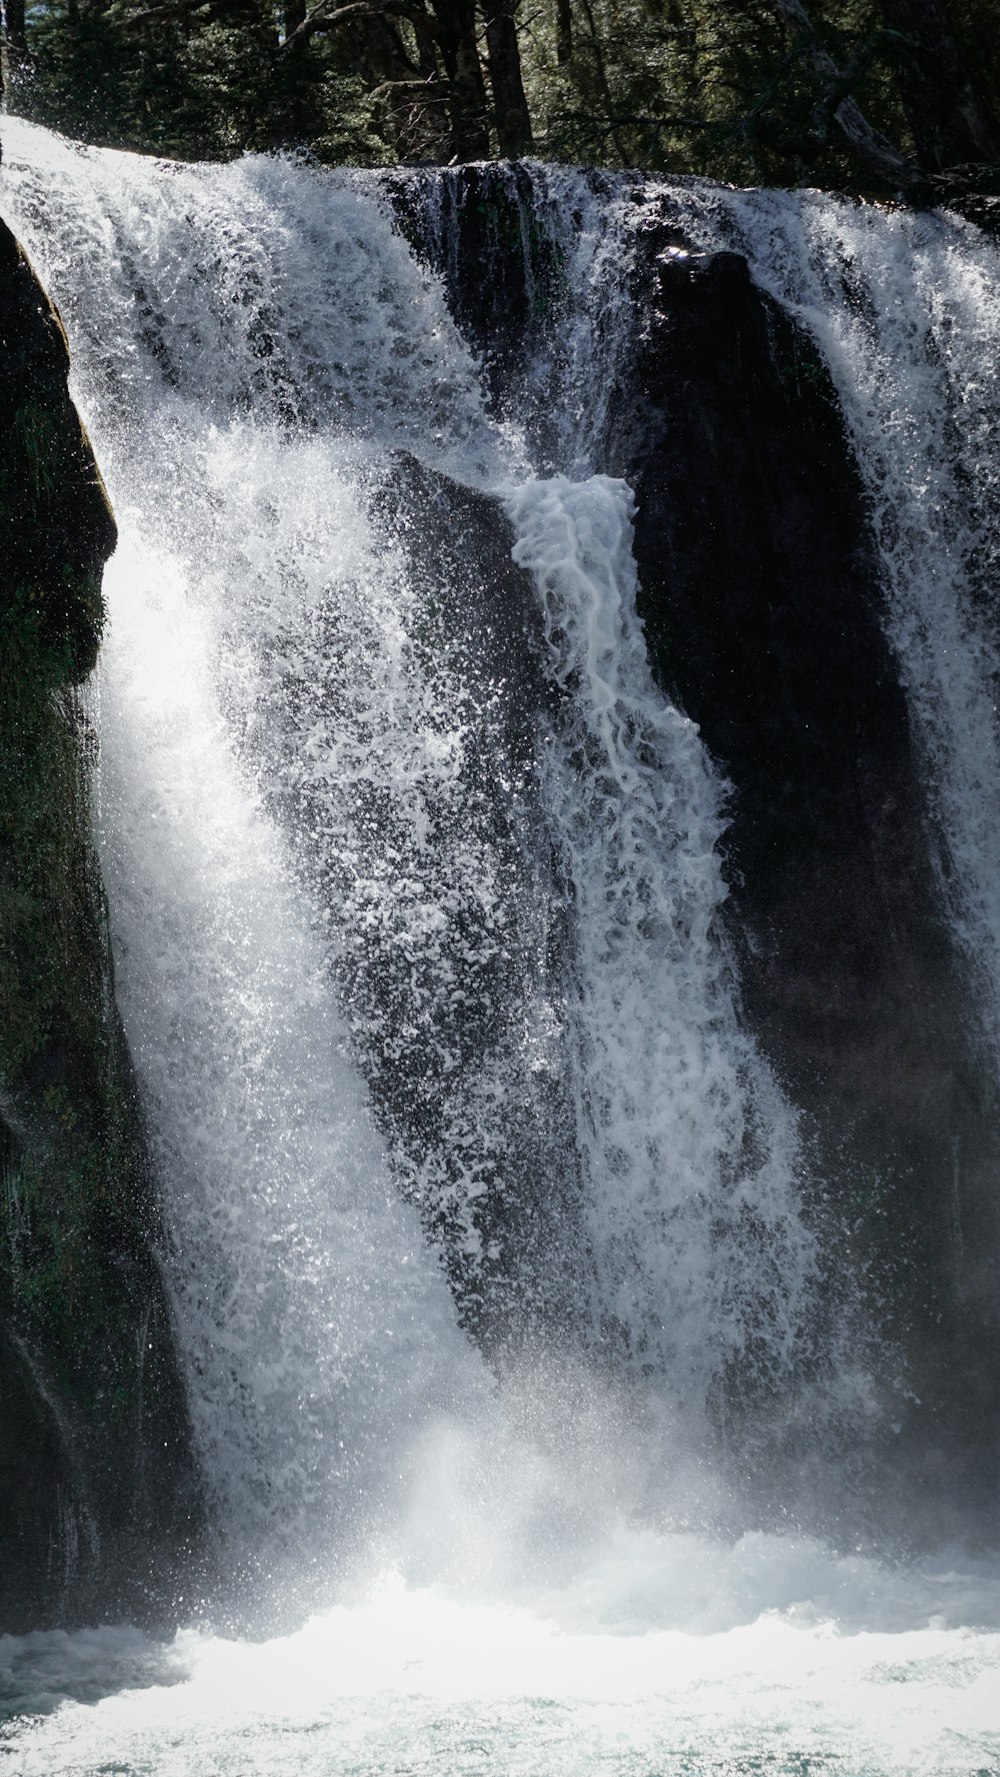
0, 0, 27, 101
485, 0, 533, 154
4, 0, 1000, 183
877, 0, 1000, 169
771, 0, 916, 185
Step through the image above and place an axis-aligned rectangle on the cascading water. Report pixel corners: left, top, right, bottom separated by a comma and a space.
4, 138, 501, 1593
2, 119, 999, 1774
507, 472, 813, 1393
1, 118, 819, 1499
664, 185, 1000, 1080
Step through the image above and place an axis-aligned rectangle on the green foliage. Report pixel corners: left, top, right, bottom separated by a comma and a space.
9, 0, 408, 160
15, 0, 266, 155
6, 0, 998, 184
310, 72, 398, 164
520, 0, 917, 184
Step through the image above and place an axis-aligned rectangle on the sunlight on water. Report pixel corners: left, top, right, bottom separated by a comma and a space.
3, 1538, 1000, 1775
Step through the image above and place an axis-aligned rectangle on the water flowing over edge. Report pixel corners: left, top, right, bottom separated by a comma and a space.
1, 118, 1000, 1777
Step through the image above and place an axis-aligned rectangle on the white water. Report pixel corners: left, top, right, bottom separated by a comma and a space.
3, 1540, 1000, 1774
509, 473, 813, 1390
659, 182, 1000, 1079
2, 121, 999, 1771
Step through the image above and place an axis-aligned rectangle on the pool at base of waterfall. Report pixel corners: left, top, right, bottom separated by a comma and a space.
3, 1535, 1000, 1777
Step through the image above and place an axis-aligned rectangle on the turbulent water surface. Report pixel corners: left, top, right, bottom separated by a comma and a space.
2, 120, 1000, 1774
2, 1542, 1000, 1776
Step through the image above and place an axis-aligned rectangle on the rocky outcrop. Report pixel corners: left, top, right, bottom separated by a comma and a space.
0, 219, 201, 1630
624, 237, 1000, 1538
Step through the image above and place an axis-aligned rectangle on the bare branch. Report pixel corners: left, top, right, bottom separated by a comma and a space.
371, 74, 448, 93
281, 0, 437, 49
118, 0, 246, 28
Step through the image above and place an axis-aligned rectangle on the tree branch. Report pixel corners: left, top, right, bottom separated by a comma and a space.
281, 0, 437, 49
771, 0, 917, 186
119, 0, 247, 28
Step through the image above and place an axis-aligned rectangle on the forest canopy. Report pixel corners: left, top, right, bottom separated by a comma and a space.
1, 0, 998, 188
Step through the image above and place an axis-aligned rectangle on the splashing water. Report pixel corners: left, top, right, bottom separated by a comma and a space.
508, 473, 813, 1393
3, 1537, 1000, 1775
1, 119, 818, 1537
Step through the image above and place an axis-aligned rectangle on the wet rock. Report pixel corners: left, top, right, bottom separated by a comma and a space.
0, 220, 202, 1631
625, 236, 1000, 1535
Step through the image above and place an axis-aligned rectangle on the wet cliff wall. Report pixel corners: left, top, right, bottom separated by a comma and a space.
623, 233, 1000, 1535
400, 168, 1000, 1541
0, 216, 201, 1631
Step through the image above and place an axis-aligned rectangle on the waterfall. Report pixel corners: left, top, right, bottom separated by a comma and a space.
9, 115, 997, 1601
1, 120, 823, 1581
4, 114, 1000, 1777
507, 473, 812, 1393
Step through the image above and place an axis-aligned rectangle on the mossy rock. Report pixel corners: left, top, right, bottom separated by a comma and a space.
0, 222, 202, 1630
0, 219, 115, 683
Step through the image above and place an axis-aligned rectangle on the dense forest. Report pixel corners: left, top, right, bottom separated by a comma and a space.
1, 0, 1000, 191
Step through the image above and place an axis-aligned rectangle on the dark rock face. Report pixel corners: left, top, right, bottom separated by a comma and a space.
392, 171, 1000, 1537
0, 220, 202, 1631
624, 238, 1000, 1536
0, 221, 114, 681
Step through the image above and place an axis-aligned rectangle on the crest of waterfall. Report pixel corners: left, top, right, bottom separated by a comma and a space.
390, 161, 648, 474
3, 119, 831, 1579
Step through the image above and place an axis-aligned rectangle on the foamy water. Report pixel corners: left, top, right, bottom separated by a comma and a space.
3, 1535, 1000, 1776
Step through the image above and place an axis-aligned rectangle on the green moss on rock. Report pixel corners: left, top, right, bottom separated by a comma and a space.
0, 218, 201, 1632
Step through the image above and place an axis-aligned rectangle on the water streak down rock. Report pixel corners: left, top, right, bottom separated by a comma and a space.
626, 237, 1000, 1536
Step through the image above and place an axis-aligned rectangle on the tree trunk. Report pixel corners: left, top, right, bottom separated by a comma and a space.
4, 0, 26, 49
485, 0, 533, 156
578, 0, 627, 163
1, 0, 28, 99
878, 0, 1000, 170
555, 0, 571, 66
428, 0, 490, 157
773, 0, 918, 186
